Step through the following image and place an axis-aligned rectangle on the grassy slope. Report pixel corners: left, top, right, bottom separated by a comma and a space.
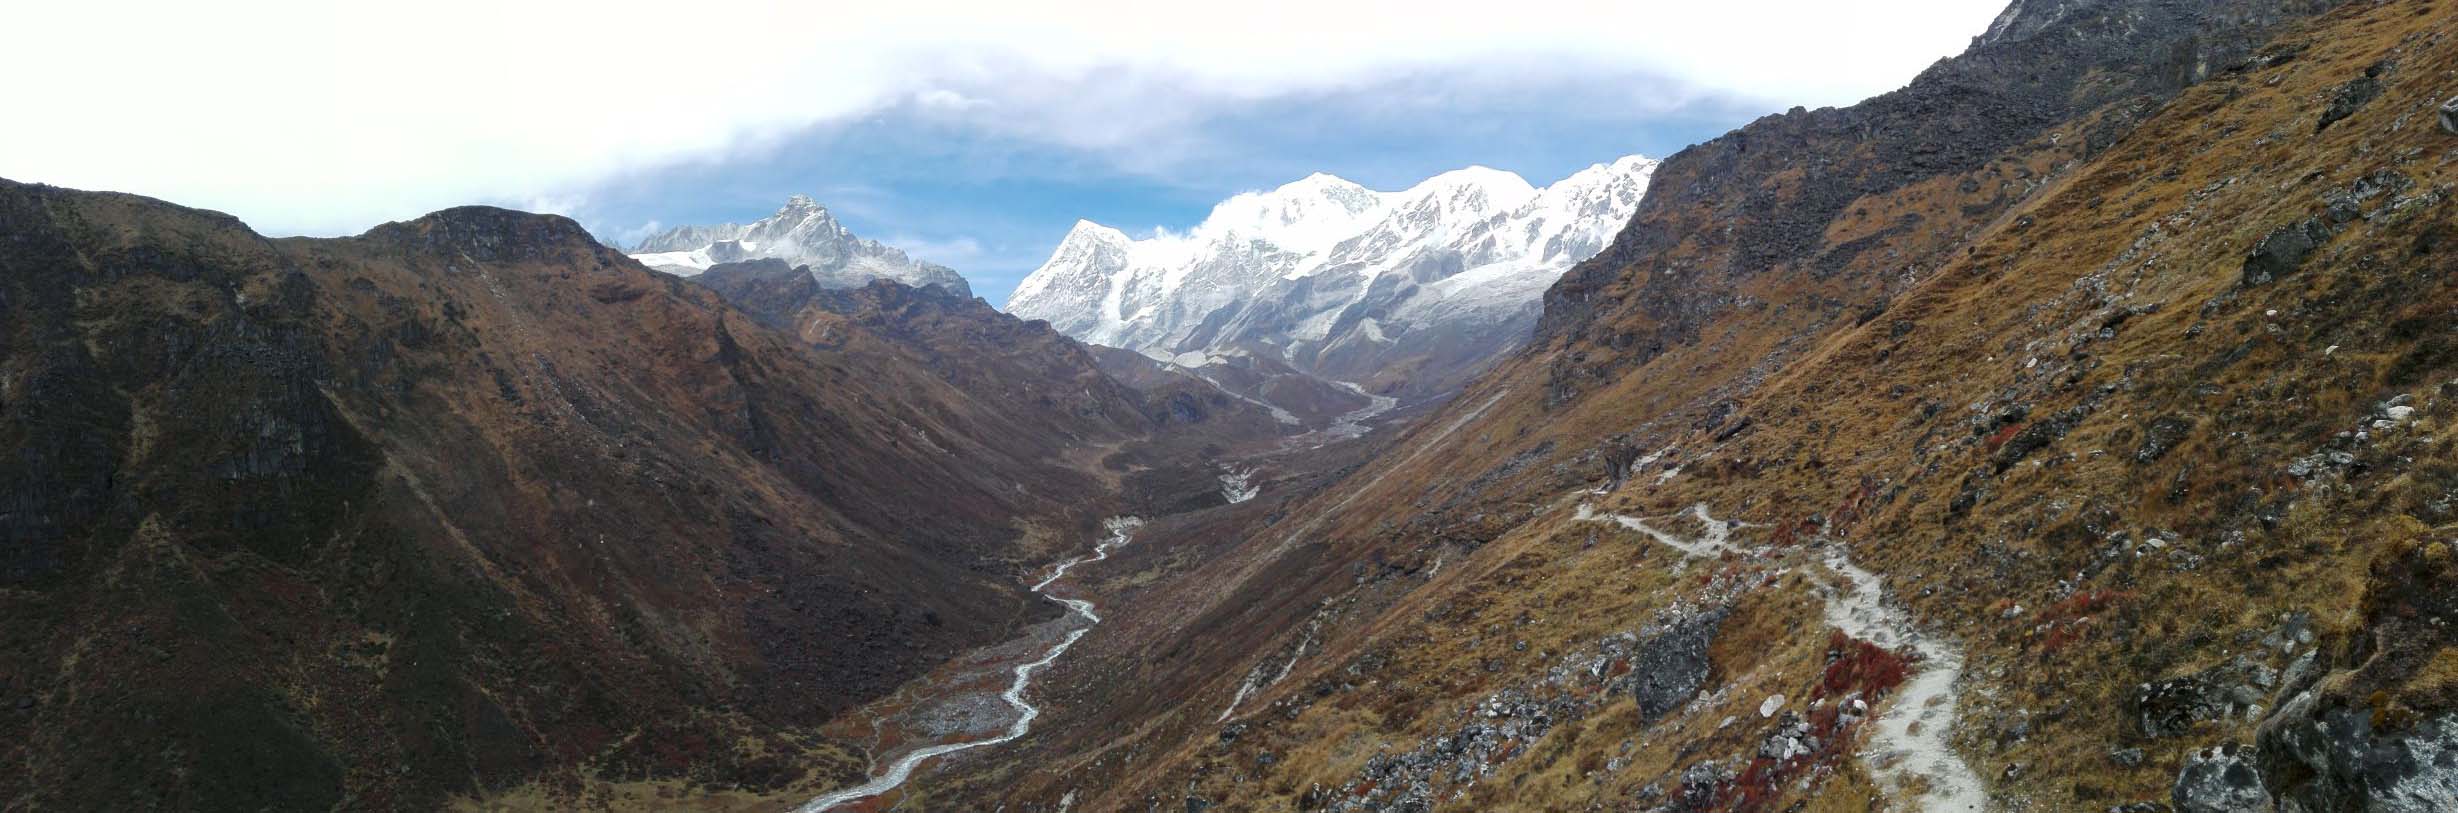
925, 1, 2458, 809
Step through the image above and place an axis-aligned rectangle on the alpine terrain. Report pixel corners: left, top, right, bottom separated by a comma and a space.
1009, 156, 1657, 403
628, 195, 972, 295
10, 0, 2458, 812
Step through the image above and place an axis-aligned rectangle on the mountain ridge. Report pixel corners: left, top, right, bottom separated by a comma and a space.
1008, 156, 1657, 402
0, 178, 1259, 810
627, 194, 973, 296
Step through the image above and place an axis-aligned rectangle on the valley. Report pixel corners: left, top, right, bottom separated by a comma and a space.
7, 0, 2458, 811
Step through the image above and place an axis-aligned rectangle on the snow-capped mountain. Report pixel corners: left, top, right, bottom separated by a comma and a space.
627, 195, 972, 296
1006, 155, 1655, 400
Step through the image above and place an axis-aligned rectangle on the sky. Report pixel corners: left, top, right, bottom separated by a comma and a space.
3, 1, 2010, 307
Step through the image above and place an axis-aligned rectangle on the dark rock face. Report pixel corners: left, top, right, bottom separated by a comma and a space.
696, 259, 1161, 437
2174, 743, 2274, 812
2139, 675, 2231, 739
2137, 415, 2198, 463
2316, 62, 2391, 132
2241, 218, 2335, 286
1538, 0, 2344, 400
2440, 95, 2458, 135
2257, 694, 2458, 812
692, 258, 1285, 518
1632, 608, 1728, 720
2243, 538, 2458, 811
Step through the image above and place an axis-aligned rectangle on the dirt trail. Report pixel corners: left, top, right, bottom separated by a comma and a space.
1576, 500, 1989, 811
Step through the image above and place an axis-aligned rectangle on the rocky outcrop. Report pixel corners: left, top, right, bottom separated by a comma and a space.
1633, 608, 1728, 720
2174, 743, 2274, 812
1540, 0, 2347, 401
2235, 537, 2458, 812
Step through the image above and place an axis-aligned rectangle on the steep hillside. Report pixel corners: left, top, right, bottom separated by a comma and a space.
905, 0, 2458, 810
0, 184, 1131, 810
693, 259, 1289, 516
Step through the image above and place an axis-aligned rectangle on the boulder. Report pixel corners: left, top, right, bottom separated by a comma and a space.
2315, 63, 2390, 132
2241, 218, 2333, 286
2441, 96, 2458, 136
1630, 609, 1728, 720
2257, 692, 2458, 813
2174, 743, 2273, 812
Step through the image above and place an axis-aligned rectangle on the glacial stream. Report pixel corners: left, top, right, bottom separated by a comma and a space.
795, 517, 1144, 812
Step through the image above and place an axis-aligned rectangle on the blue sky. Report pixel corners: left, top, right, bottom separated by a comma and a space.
3, 1, 2012, 310
573, 71, 1769, 306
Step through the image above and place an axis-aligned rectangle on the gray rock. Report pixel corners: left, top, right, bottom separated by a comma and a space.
1677, 760, 1733, 811
2316, 64, 2388, 133
2440, 95, 2458, 136
2241, 218, 2333, 286
2138, 675, 2226, 738
2174, 743, 2272, 812
1631, 609, 1728, 720
2112, 747, 2148, 768
2257, 693, 2458, 813
2137, 415, 2197, 464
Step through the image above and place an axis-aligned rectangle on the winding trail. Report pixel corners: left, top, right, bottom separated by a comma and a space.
1817, 549, 1989, 812
1576, 500, 1988, 812
795, 517, 1144, 812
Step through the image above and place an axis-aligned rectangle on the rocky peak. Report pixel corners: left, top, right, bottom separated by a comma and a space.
363, 206, 607, 264
625, 195, 971, 296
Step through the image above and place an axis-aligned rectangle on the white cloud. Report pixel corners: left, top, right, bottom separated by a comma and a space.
1, 0, 2007, 236
609, 219, 666, 248
883, 234, 988, 267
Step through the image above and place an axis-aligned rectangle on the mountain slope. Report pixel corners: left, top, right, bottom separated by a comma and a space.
0, 183, 1118, 809
1008, 156, 1656, 401
628, 195, 972, 296
901, 1, 2458, 810
691, 259, 1287, 510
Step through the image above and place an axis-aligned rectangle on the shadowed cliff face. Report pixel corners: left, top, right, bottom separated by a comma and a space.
0, 185, 1147, 809
1541, 0, 2344, 404
692, 259, 1291, 518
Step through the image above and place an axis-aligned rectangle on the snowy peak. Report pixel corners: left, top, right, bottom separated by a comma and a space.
1400, 166, 1538, 212
1195, 173, 1386, 255
627, 195, 971, 296
629, 222, 744, 254
1007, 155, 1656, 398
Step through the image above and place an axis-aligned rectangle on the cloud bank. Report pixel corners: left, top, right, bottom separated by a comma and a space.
4, 0, 2007, 236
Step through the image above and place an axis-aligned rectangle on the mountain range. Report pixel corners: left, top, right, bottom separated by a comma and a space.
627, 195, 973, 296
13, 0, 2458, 811
1008, 156, 1656, 402
0, 183, 1272, 810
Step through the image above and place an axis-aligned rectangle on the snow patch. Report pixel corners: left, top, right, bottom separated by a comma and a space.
1219, 466, 1260, 504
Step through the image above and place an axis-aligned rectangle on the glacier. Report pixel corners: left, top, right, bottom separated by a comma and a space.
1007, 155, 1655, 401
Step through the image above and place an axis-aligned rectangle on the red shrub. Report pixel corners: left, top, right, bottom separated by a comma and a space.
1985, 422, 2026, 452
1817, 631, 1909, 699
